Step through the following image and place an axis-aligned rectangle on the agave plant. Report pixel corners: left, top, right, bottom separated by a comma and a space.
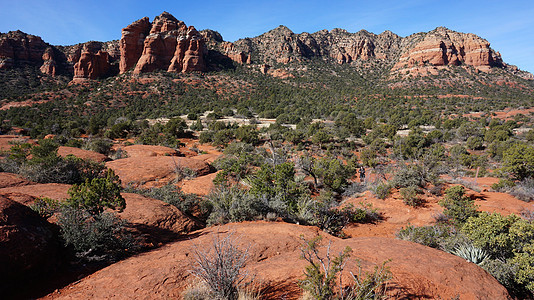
451, 243, 491, 265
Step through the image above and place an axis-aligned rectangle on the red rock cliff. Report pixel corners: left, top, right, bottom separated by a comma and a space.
393, 27, 502, 72
118, 12, 206, 74
119, 17, 151, 73
71, 41, 112, 82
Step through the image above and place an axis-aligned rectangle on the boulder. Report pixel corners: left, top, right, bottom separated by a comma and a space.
119, 193, 202, 243
106, 156, 212, 187
0, 196, 61, 293
0, 183, 71, 204
0, 172, 31, 189
57, 146, 108, 162
120, 144, 179, 158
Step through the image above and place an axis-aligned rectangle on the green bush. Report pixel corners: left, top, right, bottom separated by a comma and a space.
299, 236, 351, 299
58, 207, 134, 259
30, 197, 61, 218
0, 140, 108, 184
299, 236, 391, 300
439, 186, 478, 225
399, 186, 423, 207
371, 182, 391, 200
396, 224, 454, 249
66, 169, 125, 215
502, 143, 534, 181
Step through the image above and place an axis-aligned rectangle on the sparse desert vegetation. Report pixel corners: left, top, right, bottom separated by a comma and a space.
1, 10, 534, 300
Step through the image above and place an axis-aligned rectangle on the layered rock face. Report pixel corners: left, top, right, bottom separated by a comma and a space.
119, 12, 206, 74
393, 27, 503, 72
67, 40, 119, 81
208, 25, 505, 74
72, 43, 110, 81
0, 31, 48, 70
119, 17, 151, 73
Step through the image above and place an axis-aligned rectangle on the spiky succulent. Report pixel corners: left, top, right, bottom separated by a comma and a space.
451, 243, 491, 265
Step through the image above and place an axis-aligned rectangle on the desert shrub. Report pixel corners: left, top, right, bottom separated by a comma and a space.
461, 212, 534, 296
299, 236, 391, 300
303, 156, 355, 193
187, 113, 198, 120
461, 212, 532, 259
399, 186, 423, 207
341, 182, 367, 198
480, 259, 519, 295
311, 195, 379, 237
491, 178, 516, 192
126, 184, 209, 219
1, 140, 108, 184
83, 138, 113, 155
235, 125, 259, 145
391, 165, 427, 189
510, 243, 534, 294
371, 182, 391, 200
509, 178, 534, 202
191, 233, 250, 300
299, 236, 351, 300
206, 186, 267, 225
466, 136, 484, 150
439, 186, 478, 226
66, 169, 125, 215
345, 260, 392, 300
396, 224, 455, 249
502, 143, 534, 181
30, 197, 61, 218
58, 207, 134, 259
190, 119, 204, 131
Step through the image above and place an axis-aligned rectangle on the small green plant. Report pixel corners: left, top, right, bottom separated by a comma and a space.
399, 186, 423, 207
451, 243, 490, 265
30, 197, 61, 218
439, 186, 478, 226
372, 182, 391, 200
299, 236, 392, 300
299, 236, 351, 300
66, 169, 125, 216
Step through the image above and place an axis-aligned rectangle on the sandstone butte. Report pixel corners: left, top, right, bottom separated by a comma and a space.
121, 11, 206, 74
41, 222, 511, 300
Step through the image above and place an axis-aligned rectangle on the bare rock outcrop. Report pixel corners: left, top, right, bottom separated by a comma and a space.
120, 144, 179, 158
0, 196, 61, 293
393, 27, 503, 72
0, 30, 48, 70
117, 12, 206, 74
119, 17, 151, 73
105, 156, 211, 187
40, 47, 57, 76
119, 193, 202, 242
43, 222, 511, 299
57, 146, 109, 162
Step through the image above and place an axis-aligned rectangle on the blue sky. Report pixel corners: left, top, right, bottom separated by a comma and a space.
1, 0, 533, 73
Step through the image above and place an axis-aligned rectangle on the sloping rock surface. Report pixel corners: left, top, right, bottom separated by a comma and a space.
43, 222, 510, 299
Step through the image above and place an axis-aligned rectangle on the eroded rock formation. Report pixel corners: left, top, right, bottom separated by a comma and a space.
393, 27, 503, 72
118, 12, 206, 74
0, 31, 48, 70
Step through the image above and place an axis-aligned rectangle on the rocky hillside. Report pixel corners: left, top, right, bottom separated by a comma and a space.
1, 11, 532, 83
